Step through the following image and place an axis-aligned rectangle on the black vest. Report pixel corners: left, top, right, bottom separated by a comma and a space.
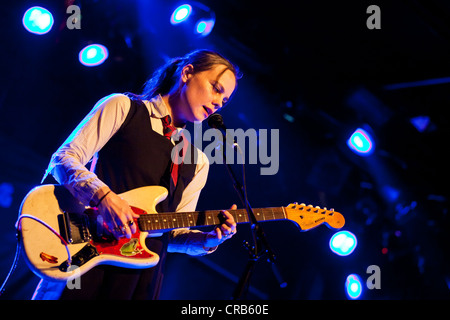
57, 94, 200, 300
93, 93, 197, 213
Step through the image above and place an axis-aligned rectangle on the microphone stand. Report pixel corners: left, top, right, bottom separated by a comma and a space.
219, 133, 287, 300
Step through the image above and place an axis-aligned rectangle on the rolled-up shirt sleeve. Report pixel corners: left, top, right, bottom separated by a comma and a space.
167, 151, 218, 256
42, 93, 131, 205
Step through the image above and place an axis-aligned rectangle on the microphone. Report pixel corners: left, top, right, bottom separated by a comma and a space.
207, 114, 237, 149
208, 113, 241, 152
207, 113, 226, 132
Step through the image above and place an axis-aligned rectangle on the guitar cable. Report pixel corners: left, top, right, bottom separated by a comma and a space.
0, 236, 21, 296
0, 215, 72, 296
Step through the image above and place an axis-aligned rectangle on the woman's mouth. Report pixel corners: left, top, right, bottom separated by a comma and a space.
202, 106, 212, 117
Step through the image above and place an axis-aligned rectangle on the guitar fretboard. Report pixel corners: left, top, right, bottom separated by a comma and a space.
137, 208, 286, 232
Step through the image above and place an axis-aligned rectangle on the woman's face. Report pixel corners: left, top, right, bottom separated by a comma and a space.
175, 64, 237, 124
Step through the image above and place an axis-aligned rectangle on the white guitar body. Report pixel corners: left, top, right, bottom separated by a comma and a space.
18, 185, 168, 282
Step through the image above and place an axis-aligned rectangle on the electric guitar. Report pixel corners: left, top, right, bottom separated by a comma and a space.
17, 184, 345, 281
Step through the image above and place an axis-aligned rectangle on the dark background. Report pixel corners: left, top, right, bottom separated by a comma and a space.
0, 0, 449, 300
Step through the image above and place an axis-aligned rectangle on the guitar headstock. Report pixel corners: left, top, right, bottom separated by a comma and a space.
284, 203, 345, 231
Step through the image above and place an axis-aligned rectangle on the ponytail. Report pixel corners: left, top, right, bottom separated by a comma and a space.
140, 58, 184, 100
140, 49, 241, 100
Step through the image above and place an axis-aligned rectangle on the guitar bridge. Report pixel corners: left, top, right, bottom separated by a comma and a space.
58, 211, 92, 244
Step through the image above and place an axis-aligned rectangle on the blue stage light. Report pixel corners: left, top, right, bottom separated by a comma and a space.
347, 128, 374, 156
170, 4, 192, 25
170, 3, 215, 37
196, 21, 207, 33
345, 274, 363, 299
410, 115, 430, 133
195, 19, 215, 36
329, 230, 357, 256
0, 182, 14, 208
22, 6, 54, 35
79, 44, 109, 67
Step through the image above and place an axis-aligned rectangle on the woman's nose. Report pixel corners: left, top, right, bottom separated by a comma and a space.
212, 98, 222, 110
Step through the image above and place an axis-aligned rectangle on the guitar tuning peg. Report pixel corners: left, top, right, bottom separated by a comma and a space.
300, 203, 306, 206
323, 207, 327, 210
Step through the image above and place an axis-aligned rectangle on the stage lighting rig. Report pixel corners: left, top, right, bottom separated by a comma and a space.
347, 127, 375, 156
78, 44, 109, 67
22, 6, 54, 35
170, 2, 216, 37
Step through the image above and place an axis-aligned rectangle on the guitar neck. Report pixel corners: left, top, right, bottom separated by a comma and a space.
137, 207, 286, 232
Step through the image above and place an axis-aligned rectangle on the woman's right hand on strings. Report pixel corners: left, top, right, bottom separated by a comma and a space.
93, 187, 139, 239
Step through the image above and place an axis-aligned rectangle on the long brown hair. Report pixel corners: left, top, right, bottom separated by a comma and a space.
140, 49, 241, 100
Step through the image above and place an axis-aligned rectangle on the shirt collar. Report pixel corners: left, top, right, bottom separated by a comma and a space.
148, 94, 186, 131
148, 94, 170, 119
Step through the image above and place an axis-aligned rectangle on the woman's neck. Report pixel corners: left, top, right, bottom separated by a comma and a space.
161, 94, 186, 128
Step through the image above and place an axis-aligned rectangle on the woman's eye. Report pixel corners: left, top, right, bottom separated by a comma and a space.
211, 82, 221, 93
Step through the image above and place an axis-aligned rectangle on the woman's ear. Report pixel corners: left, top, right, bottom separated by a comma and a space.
181, 64, 194, 83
